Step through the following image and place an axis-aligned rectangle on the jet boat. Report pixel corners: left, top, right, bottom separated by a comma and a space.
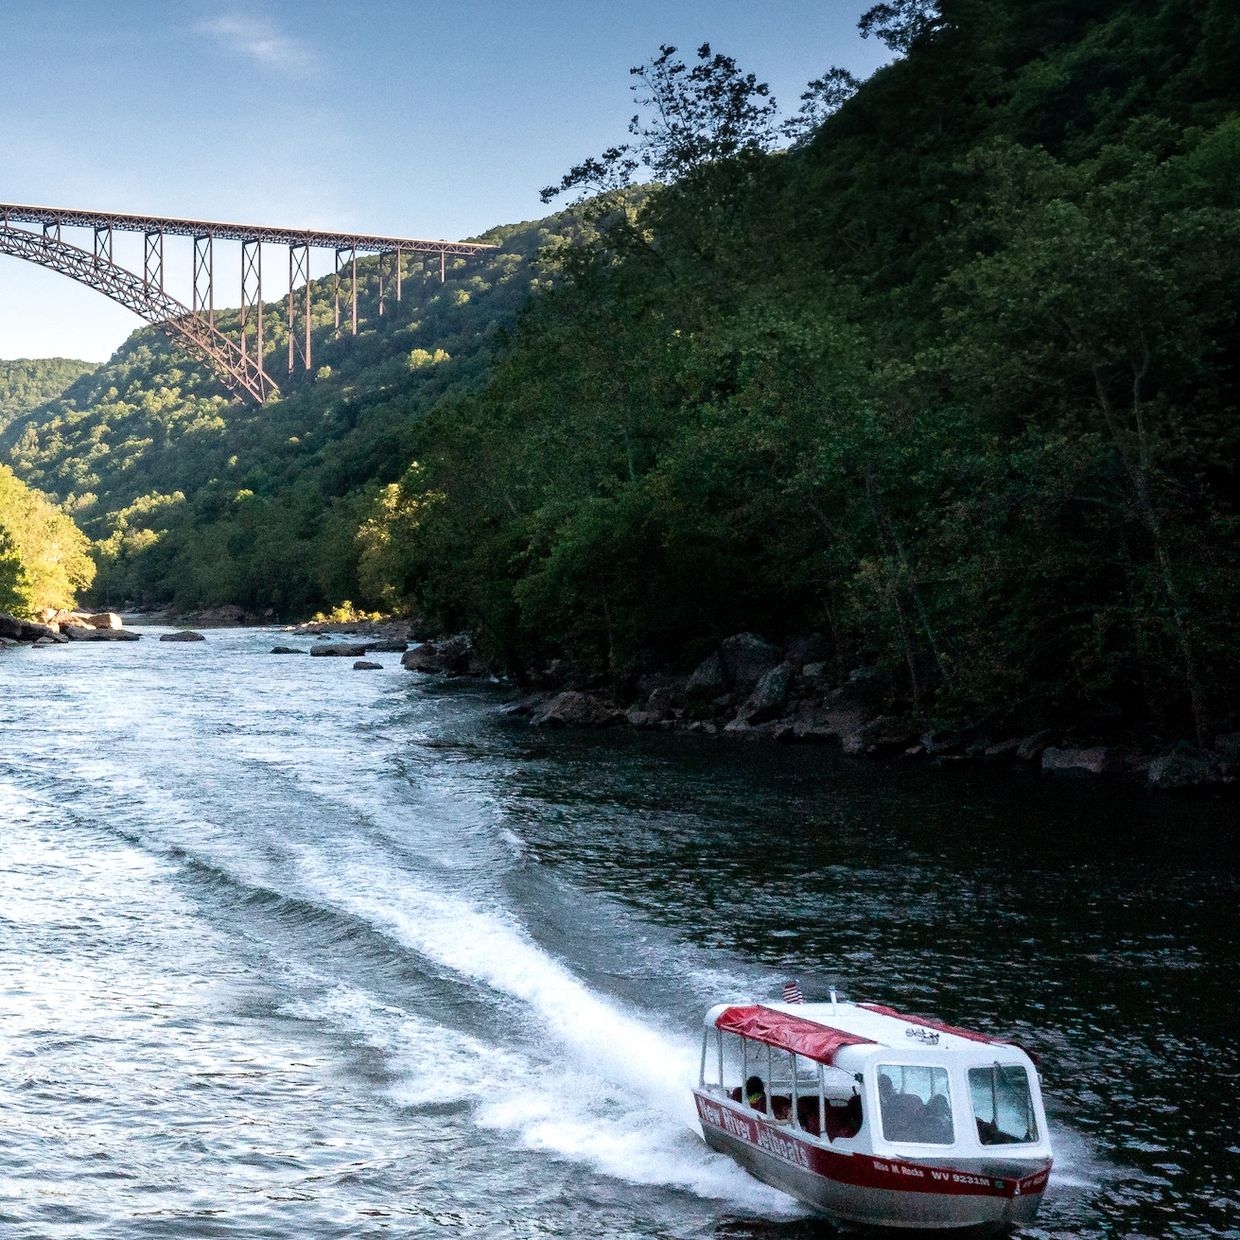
693, 993, 1052, 1232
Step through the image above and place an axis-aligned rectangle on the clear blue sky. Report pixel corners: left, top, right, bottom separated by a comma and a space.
0, 1, 888, 362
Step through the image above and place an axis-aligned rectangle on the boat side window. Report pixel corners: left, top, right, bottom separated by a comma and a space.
970, 1064, 1039, 1145
877, 1064, 955, 1145
714, 1031, 747, 1101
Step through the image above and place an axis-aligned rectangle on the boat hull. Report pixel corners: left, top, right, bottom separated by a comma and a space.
695, 1091, 1049, 1233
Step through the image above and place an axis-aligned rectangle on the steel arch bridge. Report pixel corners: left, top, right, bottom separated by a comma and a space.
0, 203, 496, 405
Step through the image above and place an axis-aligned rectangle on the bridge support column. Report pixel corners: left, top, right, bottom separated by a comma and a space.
333, 246, 357, 337
144, 230, 164, 291
193, 235, 214, 325
395, 246, 402, 303
240, 239, 263, 368
288, 242, 311, 374
94, 226, 112, 267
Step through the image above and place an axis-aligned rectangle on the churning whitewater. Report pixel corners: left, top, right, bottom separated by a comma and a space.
2, 629, 1236, 1238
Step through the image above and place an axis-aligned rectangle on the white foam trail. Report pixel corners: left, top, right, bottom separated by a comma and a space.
287, 981, 798, 1214
294, 842, 701, 1120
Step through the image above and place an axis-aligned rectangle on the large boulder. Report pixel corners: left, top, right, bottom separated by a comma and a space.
1041, 746, 1111, 777
529, 691, 623, 728
61, 623, 140, 642
82, 612, 123, 630
1146, 749, 1230, 791
363, 639, 409, 653
352, 660, 382, 670
646, 684, 685, 718
0, 612, 23, 641
735, 665, 792, 725
17, 618, 65, 643
160, 630, 206, 642
843, 715, 916, 757
400, 633, 488, 676
685, 651, 727, 701
310, 642, 369, 657
719, 633, 781, 694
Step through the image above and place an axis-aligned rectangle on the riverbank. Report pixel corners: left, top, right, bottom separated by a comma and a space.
404, 629, 1238, 794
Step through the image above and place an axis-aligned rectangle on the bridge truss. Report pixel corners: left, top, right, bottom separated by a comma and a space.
0, 203, 496, 405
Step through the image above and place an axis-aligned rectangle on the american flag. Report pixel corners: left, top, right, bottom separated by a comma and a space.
782, 979, 804, 1004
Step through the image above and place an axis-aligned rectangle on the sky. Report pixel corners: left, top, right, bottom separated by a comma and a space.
0, 1, 889, 362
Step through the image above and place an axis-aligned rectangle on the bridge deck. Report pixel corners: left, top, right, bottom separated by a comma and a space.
0, 202, 495, 256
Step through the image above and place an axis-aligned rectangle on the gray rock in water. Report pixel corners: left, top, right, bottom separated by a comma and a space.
309, 642, 369, 657
1015, 730, 1055, 762
160, 630, 206, 642
400, 633, 488, 676
82, 612, 124, 630
363, 639, 408, 653
269, 646, 306, 654
1042, 746, 1111, 776
61, 623, 140, 641
736, 664, 791, 725
645, 684, 685, 717
1146, 750, 1228, 791
0, 612, 22, 641
16, 618, 67, 643
353, 660, 382, 670
529, 691, 623, 728
844, 715, 915, 757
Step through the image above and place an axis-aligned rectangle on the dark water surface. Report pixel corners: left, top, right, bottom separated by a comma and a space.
1, 629, 1236, 1239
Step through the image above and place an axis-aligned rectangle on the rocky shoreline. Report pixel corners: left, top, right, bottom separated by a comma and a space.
402, 629, 1238, 795
0, 609, 141, 647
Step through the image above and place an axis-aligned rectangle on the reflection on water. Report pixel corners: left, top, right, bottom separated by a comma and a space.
0, 630, 1235, 1238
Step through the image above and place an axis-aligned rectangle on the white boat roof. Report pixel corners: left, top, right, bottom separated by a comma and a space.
706, 999, 1032, 1066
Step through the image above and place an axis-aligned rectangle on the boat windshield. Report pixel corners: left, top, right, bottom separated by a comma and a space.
877, 1064, 954, 1145
970, 1064, 1039, 1145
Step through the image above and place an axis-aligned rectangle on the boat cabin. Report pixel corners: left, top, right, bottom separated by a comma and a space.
697, 999, 1050, 1164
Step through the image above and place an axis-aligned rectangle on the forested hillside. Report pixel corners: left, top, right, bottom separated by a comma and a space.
0, 215, 569, 614
0, 358, 95, 431
367, 0, 1240, 743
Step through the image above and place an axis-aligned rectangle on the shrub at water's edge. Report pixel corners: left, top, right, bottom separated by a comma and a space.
0, 464, 95, 617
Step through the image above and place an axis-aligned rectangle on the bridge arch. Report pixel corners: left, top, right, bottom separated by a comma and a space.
0, 222, 276, 405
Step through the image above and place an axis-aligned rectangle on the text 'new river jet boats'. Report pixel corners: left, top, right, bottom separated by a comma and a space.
694, 993, 1052, 1233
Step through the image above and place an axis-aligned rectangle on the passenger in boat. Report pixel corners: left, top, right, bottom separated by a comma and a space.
921, 1092, 953, 1143
879, 1074, 928, 1140
744, 1075, 768, 1113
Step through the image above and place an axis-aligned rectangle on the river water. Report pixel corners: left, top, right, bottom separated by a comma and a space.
1, 629, 1236, 1239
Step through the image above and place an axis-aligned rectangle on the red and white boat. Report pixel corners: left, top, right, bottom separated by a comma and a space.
694, 993, 1052, 1233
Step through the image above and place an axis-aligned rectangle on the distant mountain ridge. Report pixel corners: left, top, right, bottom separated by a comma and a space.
0, 358, 96, 432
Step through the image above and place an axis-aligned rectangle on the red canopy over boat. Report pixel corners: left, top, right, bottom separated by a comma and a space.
714, 1005, 875, 1065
